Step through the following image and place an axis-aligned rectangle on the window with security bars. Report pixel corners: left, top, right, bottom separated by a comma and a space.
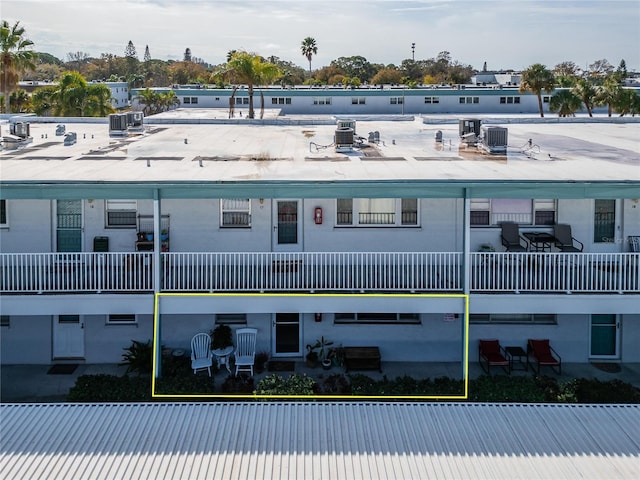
334, 313, 421, 324
106, 200, 137, 228
470, 198, 556, 226
336, 198, 418, 227
221, 199, 251, 227
470, 314, 556, 324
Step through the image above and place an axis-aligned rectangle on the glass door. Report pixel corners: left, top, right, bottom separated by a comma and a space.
271, 313, 301, 357
590, 314, 620, 359
593, 199, 620, 252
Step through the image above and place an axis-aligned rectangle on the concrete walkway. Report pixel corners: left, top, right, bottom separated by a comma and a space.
2, 361, 639, 403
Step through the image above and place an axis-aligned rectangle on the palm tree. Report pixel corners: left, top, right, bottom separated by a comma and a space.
256, 61, 281, 119
519, 63, 555, 117
300, 37, 317, 78
572, 79, 598, 117
549, 89, 582, 117
225, 51, 278, 119
1, 20, 38, 113
612, 89, 640, 117
84, 83, 115, 117
596, 76, 621, 117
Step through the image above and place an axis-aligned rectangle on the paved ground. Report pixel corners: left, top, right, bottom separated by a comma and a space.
2, 361, 639, 402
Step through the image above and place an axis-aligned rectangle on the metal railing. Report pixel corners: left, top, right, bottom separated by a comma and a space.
0, 251, 637, 294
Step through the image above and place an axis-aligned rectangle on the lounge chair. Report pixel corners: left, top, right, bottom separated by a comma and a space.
527, 339, 561, 375
190, 333, 213, 376
553, 224, 583, 252
500, 222, 528, 252
478, 339, 510, 375
234, 328, 257, 376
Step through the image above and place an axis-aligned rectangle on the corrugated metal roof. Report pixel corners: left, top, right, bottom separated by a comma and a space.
1, 403, 638, 479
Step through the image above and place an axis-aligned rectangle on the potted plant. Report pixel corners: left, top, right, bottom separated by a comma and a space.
210, 324, 233, 351
306, 336, 333, 368
160, 229, 169, 241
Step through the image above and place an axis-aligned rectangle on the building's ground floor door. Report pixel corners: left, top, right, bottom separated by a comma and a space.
590, 314, 620, 359
53, 315, 85, 359
271, 313, 302, 357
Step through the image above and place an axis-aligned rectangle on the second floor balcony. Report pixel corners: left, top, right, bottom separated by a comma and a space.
1, 251, 638, 295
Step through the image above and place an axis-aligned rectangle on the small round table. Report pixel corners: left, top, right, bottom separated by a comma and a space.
212, 346, 234, 373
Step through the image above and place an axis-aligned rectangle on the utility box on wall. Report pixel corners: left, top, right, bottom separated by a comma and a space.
93, 236, 109, 252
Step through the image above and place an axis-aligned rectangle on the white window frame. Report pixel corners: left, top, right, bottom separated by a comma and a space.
390, 97, 403, 105
470, 198, 556, 226
335, 313, 421, 324
183, 97, 191, 104
107, 314, 137, 325
351, 97, 365, 105
336, 198, 418, 227
0, 199, 8, 228
424, 96, 440, 104
313, 97, 332, 105
220, 199, 251, 228
105, 199, 137, 228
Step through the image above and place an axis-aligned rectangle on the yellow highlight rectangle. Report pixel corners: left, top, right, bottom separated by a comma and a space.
152, 293, 469, 400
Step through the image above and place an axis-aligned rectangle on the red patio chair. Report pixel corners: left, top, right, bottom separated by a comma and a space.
478, 339, 510, 375
527, 339, 561, 375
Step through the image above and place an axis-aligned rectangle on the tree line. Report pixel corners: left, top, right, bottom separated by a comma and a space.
2, 21, 638, 118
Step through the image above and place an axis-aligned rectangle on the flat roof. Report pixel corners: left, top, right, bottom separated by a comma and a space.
1, 403, 638, 480
1, 116, 639, 199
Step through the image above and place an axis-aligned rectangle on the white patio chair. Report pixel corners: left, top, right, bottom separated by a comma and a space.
234, 328, 257, 376
191, 333, 213, 376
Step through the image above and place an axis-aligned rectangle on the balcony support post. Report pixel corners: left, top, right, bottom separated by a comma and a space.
153, 191, 162, 378
463, 192, 471, 294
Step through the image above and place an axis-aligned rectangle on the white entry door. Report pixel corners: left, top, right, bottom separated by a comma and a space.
271, 313, 302, 357
272, 200, 302, 252
53, 315, 85, 359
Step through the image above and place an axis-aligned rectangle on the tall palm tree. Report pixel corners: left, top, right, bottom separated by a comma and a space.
519, 63, 555, 117
611, 89, 640, 117
1, 20, 38, 113
572, 79, 598, 117
300, 37, 317, 78
596, 76, 621, 117
549, 89, 582, 117
257, 61, 281, 119
225, 51, 277, 119
84, 83, 115, 117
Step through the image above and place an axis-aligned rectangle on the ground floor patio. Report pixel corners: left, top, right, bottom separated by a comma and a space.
2, 361, 639, 403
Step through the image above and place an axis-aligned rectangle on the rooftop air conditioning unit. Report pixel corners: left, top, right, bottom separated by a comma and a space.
127, 112, 144, 131
10, 122, 30, 139
480, 126, 508, 154
109, 113, 128, 136
335, 127, 354, 153
459, 118, 481, 145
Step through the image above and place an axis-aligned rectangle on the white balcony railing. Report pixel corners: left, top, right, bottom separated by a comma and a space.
0, 251, 638, 294
0, 252, 153, 293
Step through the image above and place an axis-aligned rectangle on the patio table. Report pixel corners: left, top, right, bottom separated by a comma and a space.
212, 346, 234, 373
523, 232, 556, 252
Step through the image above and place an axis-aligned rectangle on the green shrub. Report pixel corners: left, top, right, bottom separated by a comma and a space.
120, 340, 153, 375
469, 375, 547, 402
318, 374, 351, 395
560, 378, 640, 403
255, 374, 317, 396
221, 374, 255, 394
67, 374, 151, 402
155, 374, 216, 396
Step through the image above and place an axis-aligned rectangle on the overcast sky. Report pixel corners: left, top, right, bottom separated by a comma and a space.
3, 0, 639, 72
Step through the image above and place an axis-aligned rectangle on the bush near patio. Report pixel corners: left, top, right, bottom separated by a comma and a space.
255, 374, 317, 396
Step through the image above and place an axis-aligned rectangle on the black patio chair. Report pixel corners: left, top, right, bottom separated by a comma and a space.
500, 222, 528, 252
554, 224, 583, 252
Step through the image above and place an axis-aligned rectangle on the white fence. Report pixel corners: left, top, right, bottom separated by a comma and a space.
0, 251, 638, 294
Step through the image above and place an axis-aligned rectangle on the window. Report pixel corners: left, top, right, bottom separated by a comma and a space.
221, 199, 251, 227
500, 96, 521, 104
0, 315, 9, 327
0, 199, 7, 227
336, 198, 418, 226
236, 97, 249, 105
107, 314, 136, 324
470, 314, 556, 324
106, 200, 137, 228
351, 97, 365, 105
271, 97, 291, 105
543, 96, 550, 103
459, 97, 479, 104
191, 97, 198, 104
215, 314, 247, 325
335, 313, 421, 324
313, 97, 332, 105
424, 96, 440, 104
390, 97, 403, 104
183, 97, 191, 104
470, 199, 556, 226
